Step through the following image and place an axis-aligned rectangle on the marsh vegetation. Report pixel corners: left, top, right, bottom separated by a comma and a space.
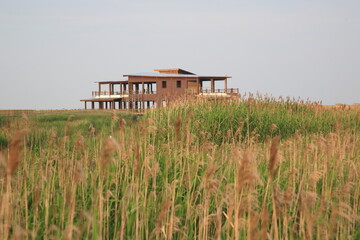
0, 98, 359, 239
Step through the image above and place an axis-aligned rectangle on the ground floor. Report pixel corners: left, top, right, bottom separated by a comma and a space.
81, 98, 159, 111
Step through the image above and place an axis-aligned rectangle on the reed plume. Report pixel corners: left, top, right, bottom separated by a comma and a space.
7, 129, 28, 177
268, 136, 281, 179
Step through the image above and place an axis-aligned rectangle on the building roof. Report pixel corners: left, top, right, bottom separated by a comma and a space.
95, 80, 128, 84
123, 72, 231, 79
154, 68, 195, 75
81, 98, 122, 101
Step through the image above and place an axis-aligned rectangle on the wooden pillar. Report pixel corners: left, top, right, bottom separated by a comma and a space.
84, 102, 87, 110
147, 101, 150, 108
120, 84, 122, 94
197, 79, 200, 94
211, 79, 215, 93
142, 82, 144, 94
129, 83, 133, 94
224, 78, 227, 93
98, 83, 101, 94
91, 102, 95, 109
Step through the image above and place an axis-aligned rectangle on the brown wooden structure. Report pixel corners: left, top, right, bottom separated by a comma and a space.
80, 68, 239, 110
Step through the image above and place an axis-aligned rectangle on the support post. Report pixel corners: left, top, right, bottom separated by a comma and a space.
197, 79, 200, 94
91, 102, 95, 109
211, 79, 215, 93
225, 78, 227, 93
84, 102, 87, 110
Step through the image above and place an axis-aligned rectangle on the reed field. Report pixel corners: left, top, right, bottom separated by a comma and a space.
0, 97, 359, 239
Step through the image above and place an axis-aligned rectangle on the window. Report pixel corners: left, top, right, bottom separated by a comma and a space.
177, 81, 181, 88
162, 81, 167, 88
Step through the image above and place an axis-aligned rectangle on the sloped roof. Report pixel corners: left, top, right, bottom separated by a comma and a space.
154, 68, 195, 75
123, 72, 231, 79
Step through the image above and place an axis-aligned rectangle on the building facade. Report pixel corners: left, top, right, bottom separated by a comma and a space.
80, 68, 239, 110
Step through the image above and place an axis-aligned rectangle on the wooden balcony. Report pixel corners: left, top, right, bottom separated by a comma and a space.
92, 90, 157, 98
200, 88, 239, 94
198, 88, 240, 98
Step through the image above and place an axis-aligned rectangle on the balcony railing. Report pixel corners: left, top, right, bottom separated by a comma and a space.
92, 90, 156, 98
200, 88, 239, 94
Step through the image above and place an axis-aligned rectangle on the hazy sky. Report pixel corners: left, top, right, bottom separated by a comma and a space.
0, 0, 359, 109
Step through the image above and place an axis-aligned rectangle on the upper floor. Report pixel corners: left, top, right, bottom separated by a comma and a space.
90, 68, 239, 99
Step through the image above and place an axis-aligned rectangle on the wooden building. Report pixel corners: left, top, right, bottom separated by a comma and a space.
80, 68, 239, 110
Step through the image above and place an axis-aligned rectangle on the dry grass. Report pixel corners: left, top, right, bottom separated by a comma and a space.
0, 98, 359, 239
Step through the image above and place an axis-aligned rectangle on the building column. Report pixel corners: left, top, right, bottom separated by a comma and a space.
224, 78, 228, 93
129, 83, 133, 94
91, 102, 95, 109
197, 79, 200, 94
211, 79, 215, 93
84, 102, 87, 110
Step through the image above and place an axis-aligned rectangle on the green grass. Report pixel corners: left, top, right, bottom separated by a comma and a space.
147, 99, 358, 144
0, 99, 359, 239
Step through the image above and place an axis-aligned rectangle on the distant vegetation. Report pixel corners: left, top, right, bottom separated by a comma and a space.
0, 98, 359, 239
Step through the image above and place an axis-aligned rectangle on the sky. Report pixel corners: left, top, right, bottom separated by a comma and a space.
0, 0, 359, 109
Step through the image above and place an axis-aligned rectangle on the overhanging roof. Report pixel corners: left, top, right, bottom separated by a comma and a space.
96, 80, 129, 84
123, 72, 231, 79
154, 68, 195, 75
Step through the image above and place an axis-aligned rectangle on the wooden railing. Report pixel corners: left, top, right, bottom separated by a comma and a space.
200, 88, 239, 94
92, 91, 127, 97
92, 90, 156, 97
